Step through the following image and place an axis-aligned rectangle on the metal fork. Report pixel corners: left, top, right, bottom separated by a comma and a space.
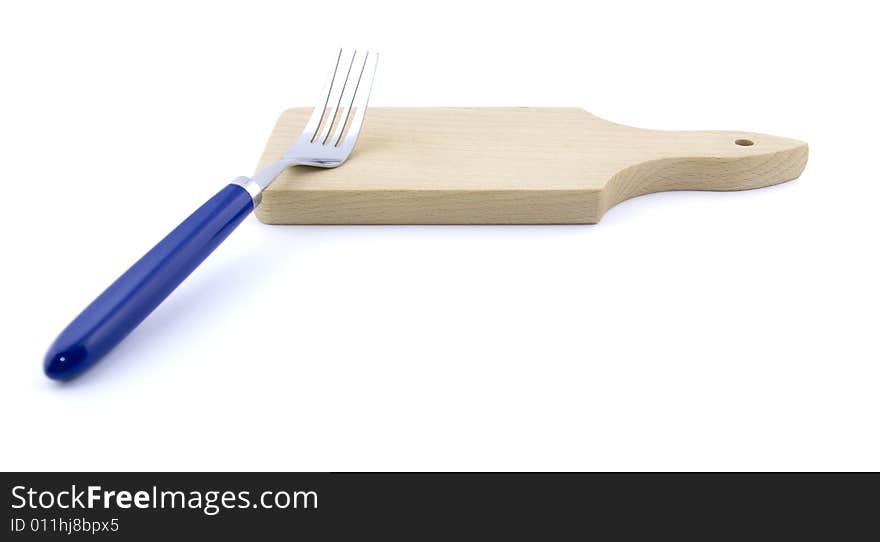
241, 49, 379, 203
44, 49, 379, 380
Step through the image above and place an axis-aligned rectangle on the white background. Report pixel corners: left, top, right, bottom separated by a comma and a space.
1, 1, 877, 471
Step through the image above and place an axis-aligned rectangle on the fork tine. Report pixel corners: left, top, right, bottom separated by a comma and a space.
339, 51, 379, 152
328, 50, 369, 146
314, 49, 356, 144
302, 49, 343, 140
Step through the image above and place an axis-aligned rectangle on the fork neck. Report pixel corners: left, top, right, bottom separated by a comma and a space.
234, 159, 297, 205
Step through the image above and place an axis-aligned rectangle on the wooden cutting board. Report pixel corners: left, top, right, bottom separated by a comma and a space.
254, 107, 808, 224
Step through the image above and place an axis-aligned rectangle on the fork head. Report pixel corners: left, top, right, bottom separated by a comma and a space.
285, 49, 379, 167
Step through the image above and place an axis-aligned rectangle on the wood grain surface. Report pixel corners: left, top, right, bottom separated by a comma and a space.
254, 107, 808, 224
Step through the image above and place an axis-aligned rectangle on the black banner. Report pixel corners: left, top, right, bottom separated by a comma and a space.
3, 473, 877, 539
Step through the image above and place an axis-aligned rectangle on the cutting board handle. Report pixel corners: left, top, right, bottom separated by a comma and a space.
601, 129, 808, 214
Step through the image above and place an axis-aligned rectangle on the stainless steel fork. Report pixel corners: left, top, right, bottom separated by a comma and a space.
240, 49, 379, 203
44, 49, 379, 380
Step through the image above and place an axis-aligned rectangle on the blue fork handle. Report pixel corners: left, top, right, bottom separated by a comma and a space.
44, 183, 255, 380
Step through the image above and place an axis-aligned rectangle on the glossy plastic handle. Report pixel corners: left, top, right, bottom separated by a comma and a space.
44, 184, 255, 380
